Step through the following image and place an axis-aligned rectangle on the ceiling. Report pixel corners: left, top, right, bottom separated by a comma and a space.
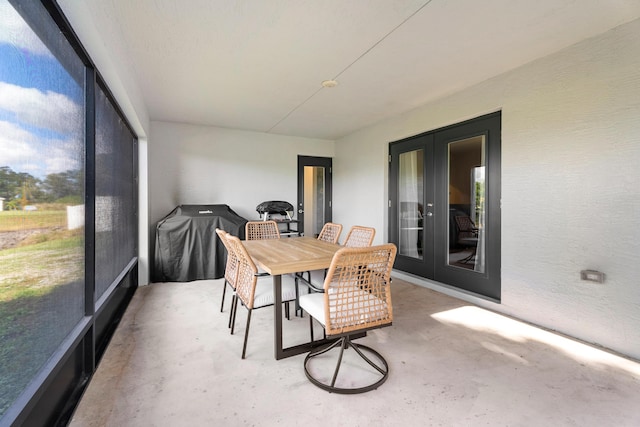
61, 0, 640, 140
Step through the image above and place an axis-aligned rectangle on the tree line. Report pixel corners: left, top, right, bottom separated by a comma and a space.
0, 166, 82, 209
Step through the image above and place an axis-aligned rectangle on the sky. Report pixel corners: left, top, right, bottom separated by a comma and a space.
0, 0, 83, 180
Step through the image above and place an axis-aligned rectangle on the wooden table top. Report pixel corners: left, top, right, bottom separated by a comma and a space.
242, 236, 341, 276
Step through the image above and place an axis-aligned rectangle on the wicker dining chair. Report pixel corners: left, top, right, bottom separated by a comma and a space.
215, 228, 238, 319
343, 225, 375, 247
226, 235, 297, 359
245, 220, 280, 240
317, 222, 342, 244
304, 222, 343, 285
299, 243, 397, 394
295, 222, 343, 316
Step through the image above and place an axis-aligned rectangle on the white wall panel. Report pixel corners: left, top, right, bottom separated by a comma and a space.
334, 18, 640, 359
148, 122, 335, 268
150, 122, 334, 221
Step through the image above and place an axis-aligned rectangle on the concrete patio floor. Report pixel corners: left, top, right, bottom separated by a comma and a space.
69, 277, 640, 426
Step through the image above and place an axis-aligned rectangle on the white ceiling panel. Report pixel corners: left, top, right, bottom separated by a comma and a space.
60, 0, 640, 140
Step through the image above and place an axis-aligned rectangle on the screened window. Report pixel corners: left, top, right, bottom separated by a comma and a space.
0, 0, 85, 417
95, 84, 136, 300
1, 1, 138, 424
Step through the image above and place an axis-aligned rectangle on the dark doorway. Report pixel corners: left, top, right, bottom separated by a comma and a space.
297, 156, 332, 237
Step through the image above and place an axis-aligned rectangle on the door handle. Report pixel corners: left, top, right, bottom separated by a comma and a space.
298, 209, 304, 214
426, 212, 433, 217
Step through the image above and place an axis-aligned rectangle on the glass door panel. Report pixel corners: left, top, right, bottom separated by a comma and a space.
447, 136, 485, 273
398, 150, 424, 259
303, 166, 326, 237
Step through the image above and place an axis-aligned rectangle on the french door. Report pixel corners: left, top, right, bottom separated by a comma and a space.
389, 112, 501, 300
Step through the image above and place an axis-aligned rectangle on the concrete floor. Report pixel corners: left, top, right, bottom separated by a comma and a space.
70, 277, 640, 426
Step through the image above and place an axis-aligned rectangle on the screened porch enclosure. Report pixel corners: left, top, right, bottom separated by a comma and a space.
0, 1, 138, 425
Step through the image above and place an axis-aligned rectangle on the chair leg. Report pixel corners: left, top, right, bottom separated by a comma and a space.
294, 275, 301, 316
242, 310, 252, 359
460, 246, 477, 263
349, 338, 388, 376
230, 295, 238, 334
330, 338, 348, 388
220, 280, 228, 312
294, 273, 310, 318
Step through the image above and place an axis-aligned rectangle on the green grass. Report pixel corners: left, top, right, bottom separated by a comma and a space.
0, 210, 67, 232
0, 215, 84, 416
0, 208, 82, 302
0, 234, 83, 303
0, 278, 84, 417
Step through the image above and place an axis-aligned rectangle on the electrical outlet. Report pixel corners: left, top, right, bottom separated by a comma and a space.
580, 270, 605, 283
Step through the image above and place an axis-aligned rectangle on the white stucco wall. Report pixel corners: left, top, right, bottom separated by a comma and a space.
333, 18, 640, 359
148, 122, 335, 267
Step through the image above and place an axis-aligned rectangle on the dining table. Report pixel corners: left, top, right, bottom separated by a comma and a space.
242, 236, 351, 360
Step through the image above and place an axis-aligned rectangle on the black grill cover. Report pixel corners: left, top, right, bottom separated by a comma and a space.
153, 204, 247, 282
256, 200, 293, 215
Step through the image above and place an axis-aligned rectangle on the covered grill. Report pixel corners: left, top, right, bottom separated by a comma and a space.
153, 204, 247, 282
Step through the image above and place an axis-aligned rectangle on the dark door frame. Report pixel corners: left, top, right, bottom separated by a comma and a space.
389, 112, 501, 301
297, 156, 333, 237
389, 134, 435, 277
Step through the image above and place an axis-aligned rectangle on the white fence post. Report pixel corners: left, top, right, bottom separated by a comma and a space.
67, 204, 85, 230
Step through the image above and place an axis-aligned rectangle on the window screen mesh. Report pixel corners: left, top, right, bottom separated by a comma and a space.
94, 84, 136, 300
0, 0, 85, 417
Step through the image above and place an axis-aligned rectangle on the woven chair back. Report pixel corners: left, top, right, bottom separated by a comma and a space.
245, 220, 281, 240
343, 225, 375, 247
226, 235, 259, 309
321, 243, 396, 336
215, 228, 238, 289
317, 222, 343, 244
454, 215, 477, 239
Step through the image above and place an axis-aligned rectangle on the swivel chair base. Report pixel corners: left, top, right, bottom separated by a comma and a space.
303, 335, 389, 394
